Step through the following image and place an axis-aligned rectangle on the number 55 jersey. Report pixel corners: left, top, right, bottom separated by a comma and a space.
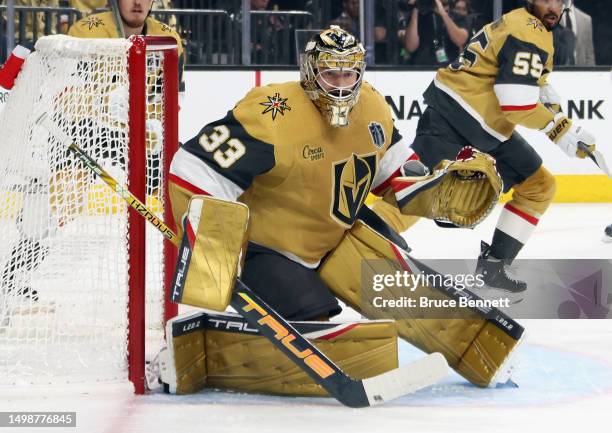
169, 81, 411, 267
426, 7, 555, 150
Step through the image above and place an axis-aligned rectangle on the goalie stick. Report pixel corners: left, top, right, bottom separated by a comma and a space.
37, 113, 449, 408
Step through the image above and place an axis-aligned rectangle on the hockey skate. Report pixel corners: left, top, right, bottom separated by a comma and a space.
474, 241, 527, 304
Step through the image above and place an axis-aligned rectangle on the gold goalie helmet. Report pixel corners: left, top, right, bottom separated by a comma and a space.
300, 26, 366, 127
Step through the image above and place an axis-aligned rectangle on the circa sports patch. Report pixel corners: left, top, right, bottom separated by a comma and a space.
368, 122, 385, 148
260, 93, 291, 121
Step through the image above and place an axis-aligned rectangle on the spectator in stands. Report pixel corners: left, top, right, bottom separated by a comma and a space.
69, 0, 108, 14
397, 1, 414, 64
403, 0, 469, 66
328, 0, 359, 36
58, 1, 107, 34
558, 2, 595, 66
328, 0, 386, 43
250, 0, 287, 63
68, 0, 185, 87
269, 0, 306, 9
251, 0, 283, 31
12, 1, 59, 48
552, 22, 574, 65
451, 0, 468, 17
451, 0, 475, 38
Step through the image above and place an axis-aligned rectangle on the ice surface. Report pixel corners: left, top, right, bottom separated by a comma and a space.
2, 204, 612, 433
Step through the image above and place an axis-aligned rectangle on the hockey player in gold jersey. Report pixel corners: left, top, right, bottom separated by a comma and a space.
68, 0, 185, 88
167, 27, 523, 391
411, 0, 598, 293
169, 26, 414, 319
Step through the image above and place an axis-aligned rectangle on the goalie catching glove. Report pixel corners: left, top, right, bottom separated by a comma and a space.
390, 147, 502, 228
542, 112, 596, 159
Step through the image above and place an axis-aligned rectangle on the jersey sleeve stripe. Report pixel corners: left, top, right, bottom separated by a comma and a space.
170, 147, 245, 201
500, 103, 538, 112
494, 83, 539, 110
168, 173, 211, 196
371, 168, 401, 196
371, 138, 415, 195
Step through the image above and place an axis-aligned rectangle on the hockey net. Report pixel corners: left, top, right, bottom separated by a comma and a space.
0, 35, 179, 393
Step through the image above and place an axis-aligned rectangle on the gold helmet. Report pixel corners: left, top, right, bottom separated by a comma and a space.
300, 26, 366, 127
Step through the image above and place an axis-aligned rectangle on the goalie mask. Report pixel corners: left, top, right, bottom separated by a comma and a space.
300, 26, 366, 127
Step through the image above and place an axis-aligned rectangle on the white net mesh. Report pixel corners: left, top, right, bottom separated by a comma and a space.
0, 36, 170, 386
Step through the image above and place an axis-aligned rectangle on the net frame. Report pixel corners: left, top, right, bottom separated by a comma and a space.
0, 35, 179, 394
127, 35, 179, 395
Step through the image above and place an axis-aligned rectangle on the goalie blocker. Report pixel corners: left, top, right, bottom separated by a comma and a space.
170, 196, 249, 312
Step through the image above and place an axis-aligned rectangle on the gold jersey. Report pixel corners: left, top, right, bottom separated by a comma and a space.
68, 11, 185, 86
170, 81, 412, 266
426, 7, 556, 149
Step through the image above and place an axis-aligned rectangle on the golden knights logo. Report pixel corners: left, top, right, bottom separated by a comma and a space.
330, 153, 377, 226
526, 18, 544, 32
83, 16, 104, 30
260, 93, 291, 121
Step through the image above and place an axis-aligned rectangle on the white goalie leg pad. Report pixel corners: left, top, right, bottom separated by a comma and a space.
157, 346, 178, 394
151, 311, 208, 395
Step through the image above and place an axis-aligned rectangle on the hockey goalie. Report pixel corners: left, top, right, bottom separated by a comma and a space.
153, 26, 524, 398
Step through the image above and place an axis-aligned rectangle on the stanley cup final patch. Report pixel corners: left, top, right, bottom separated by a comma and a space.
368, 122, 385, 149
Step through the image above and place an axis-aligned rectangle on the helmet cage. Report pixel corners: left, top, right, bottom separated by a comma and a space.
300, 27, 366, 127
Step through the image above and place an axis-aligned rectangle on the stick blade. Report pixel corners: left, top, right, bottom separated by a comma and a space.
361, 352, 449, 406
592, 150, 612, 178
578, 142, 612, 178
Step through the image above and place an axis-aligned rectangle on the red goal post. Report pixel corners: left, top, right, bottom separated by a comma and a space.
127, 35, 180, 394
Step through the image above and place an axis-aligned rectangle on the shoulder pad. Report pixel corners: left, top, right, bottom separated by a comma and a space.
360, 82, 387, 106
504, 8, 553, 53
233, 82, 305, 139
232, 81, 318, 150
146, 18, 179, 39
145, 18, 184, 56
